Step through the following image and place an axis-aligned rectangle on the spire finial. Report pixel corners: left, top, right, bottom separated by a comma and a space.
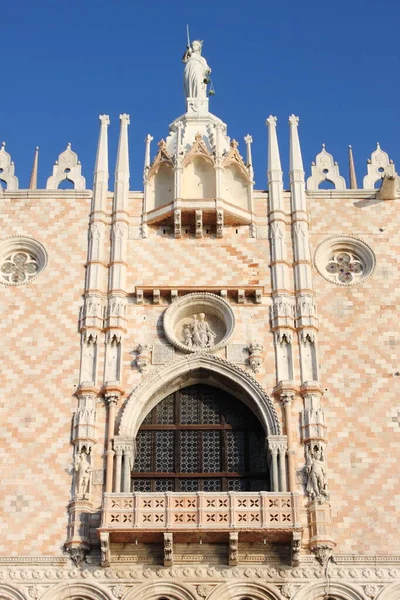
348, 144, 358, 189
29, 146, 39, 190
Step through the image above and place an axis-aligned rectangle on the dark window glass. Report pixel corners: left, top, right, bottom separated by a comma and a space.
132, 384, 269, 492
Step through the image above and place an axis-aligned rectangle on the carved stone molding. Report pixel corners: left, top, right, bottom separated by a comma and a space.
163, 292, 235, 354
119, 353, 281, 439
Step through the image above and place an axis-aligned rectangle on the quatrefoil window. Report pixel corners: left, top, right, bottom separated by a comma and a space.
325, 252, 363, 284
1, 251, 39, 284
314, 236, 376, 287
0, 237, 47, 286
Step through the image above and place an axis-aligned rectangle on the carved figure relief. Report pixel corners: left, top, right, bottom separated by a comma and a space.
182, 313, 216, 349
163, 293, 235, 354
74, 450, 92, 500
305, 443, 329, 503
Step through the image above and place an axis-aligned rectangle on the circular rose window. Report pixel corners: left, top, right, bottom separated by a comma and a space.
0, 236, 48, 286
314, 236, 376, 286
163, 292, 235, 353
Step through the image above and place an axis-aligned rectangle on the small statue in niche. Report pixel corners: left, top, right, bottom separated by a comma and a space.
74, 450, 92, 500
305, 444, 329, 503
183, 313, 216, 349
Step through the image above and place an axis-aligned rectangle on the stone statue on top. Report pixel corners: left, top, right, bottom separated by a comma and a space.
182, 38, 211, 101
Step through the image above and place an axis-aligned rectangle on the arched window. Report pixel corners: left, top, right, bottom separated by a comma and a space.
132, 384, 269, 492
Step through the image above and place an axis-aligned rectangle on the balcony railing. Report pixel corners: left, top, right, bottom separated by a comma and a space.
100, 491, 300, 532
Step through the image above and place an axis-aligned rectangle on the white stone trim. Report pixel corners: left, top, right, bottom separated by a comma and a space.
40, 582, 113, 600
0, 584, 28, 600
208, 582, 283, 600
0, 235, 48, 286
119, 353, 281, 438
163, 292, 235, 353
291, 581, 367, 600
124, 581, 196, 600
314, 235, 376, 287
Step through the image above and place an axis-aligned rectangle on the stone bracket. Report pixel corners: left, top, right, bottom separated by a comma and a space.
100, 532, 110, 567
229, 532, 238, 566
164, 532, 173, 566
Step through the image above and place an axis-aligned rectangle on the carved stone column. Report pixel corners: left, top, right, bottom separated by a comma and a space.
268, 435, 288, 492
104, 393, 119, 493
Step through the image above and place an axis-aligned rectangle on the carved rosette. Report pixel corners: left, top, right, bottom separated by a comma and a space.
163, 293, 235, 353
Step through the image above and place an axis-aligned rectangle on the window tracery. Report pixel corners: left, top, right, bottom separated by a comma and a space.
132, 384, 269, 492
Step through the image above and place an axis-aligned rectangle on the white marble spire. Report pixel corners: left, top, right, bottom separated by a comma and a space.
289, 114, 304, 175
114, 114, 130, 212
29, 147, 39, 190
92, 115, 110, 212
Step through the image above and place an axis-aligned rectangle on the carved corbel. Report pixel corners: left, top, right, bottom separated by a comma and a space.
195, 209, 203, 238
100, 532, 110, 567
164, 532, 173, 566
291, 531, 302, 567
216, 209, 224, 238
229, 532, 239, 566
311, 543, 335, 567
174, 209, 182, 238
65, 544, 88, 567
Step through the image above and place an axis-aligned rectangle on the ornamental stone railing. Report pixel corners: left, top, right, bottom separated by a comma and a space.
100, 491, 300, 532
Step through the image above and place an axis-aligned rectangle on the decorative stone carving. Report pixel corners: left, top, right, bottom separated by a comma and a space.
0, 236, 47, 287
301, 392, 326, 442
148, 139, 173, 180
72, 392, 97, 444
226, 344, 248, 365
248, 342, 264, 373
311, 544, 335, 567
0, 142, 19, 190
306, 144, 346, 190
216, 209, 224, 238
100, 532, 110, 567
229, 533, 239, 566
196, 584, 213, 598
174, 209, 182, 238
74, 450, 92, 500
222, 139, 250, 182
305, 442, 329, 503
46, 143, 86, 190
291, 531, 302, 567
314, 235, 376, 287
136, 345, 152, 373
183, 40, 212, 102
152, 343, 175, 365
363, 143, 396, 189
163, 533, 173, 567
65, 546, 88, 567
195, 209, 203, 238
163, 292, 235, 354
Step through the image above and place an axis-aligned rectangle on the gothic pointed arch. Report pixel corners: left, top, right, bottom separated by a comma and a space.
119, 353, 281, 439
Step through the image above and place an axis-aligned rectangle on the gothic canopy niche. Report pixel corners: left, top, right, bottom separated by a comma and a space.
163, 292, 235, 353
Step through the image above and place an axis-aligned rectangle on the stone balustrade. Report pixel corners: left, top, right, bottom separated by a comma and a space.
100, 491, 300, 533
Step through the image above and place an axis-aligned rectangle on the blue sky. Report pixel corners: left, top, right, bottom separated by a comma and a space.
1, 0, 399, 190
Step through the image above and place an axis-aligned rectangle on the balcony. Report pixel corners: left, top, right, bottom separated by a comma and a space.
98, 492, 302, 567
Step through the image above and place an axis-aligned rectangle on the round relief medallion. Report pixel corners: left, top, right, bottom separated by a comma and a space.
163, 292, 235, 353
0, 236, 48, 286
314, 235, 376, 286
